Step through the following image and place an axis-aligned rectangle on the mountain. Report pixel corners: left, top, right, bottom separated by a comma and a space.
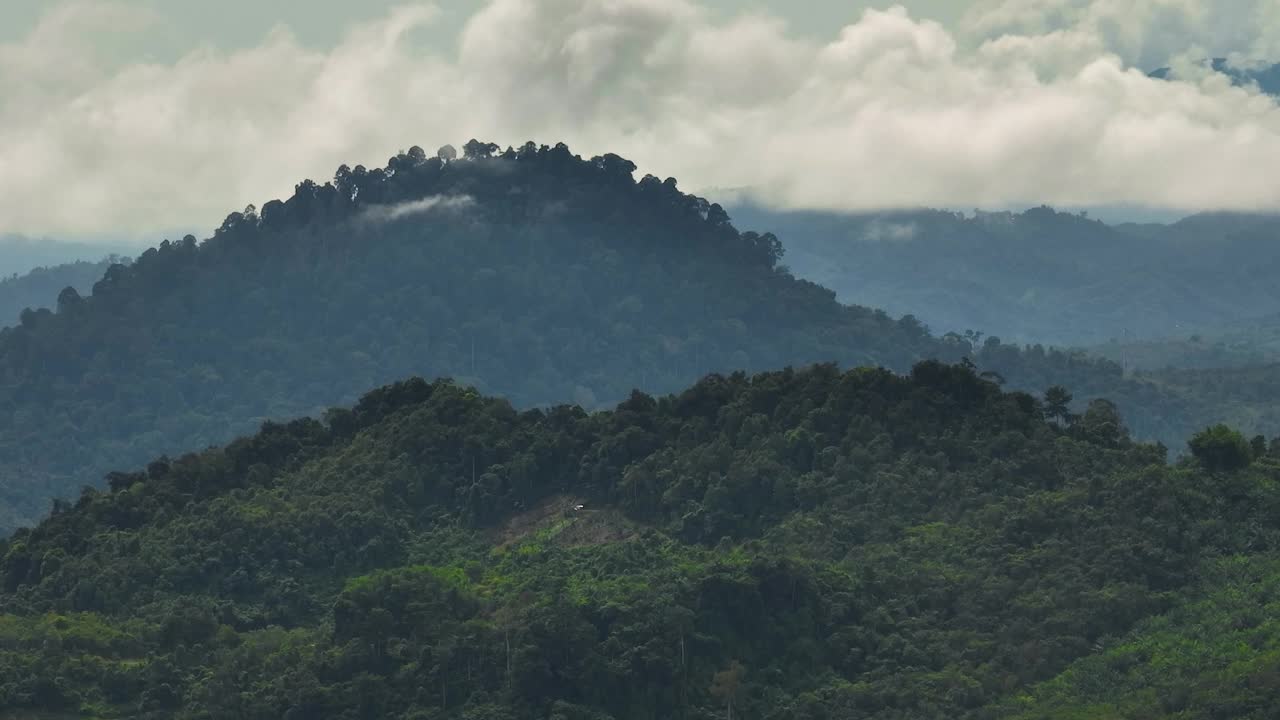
1089, 324, 1280, 372
0, 235, 134, 278
0, 140, 1276, 534
1134, 362, 1280, 438
2, 363, 1278, 719
725, 203, 1280, 347
0, 141, 957, 532
1087, 294, 1280, 372
0, 257, 124, 329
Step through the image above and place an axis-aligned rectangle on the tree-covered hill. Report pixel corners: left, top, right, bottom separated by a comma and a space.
726, 203, 1280, 348
1003, 554, 1280, 719
3, 363, 1279, 719
1137, 362, 1280, 440
1089, 310, 1280, 371
1, 139, 1275, 535
0, 140, 966, 532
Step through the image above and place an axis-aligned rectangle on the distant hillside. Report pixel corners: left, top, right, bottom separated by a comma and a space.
0, 235, 133, 278
3, 364, 1279, 719
1089, 323, 1280, 371
1087, 296, 1280, 373
727, 203, 1280, 347
1137, 362, 1280, 439
0, 257, 123, 329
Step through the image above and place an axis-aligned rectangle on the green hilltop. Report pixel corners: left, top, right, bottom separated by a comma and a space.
3, 363, 1280, 719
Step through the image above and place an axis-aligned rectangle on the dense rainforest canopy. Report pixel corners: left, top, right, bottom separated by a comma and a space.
3, 362, 1279, 719
0, 139, 1272, 533
0, 140, 937, 531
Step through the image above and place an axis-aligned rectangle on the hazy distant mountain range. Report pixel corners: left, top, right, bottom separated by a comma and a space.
727, 203, 1280, 348
0, 258, 123, 329
0, 235, 133, 278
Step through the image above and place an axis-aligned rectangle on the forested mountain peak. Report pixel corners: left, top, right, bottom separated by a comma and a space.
38, 140, 785, 329
2, 362, 1278, 718
199, 139, 782, 267
1, 136, 1273, 539
0, 139, 948, 533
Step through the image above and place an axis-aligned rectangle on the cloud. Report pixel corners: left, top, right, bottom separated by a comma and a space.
3, 0, 1280, 239
862, 220, 920, 243
960, 0, 1280, 70
358, 194, 476, 224
0, 1, 159, 101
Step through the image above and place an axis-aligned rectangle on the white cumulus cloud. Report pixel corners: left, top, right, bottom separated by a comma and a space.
2, 0, 1279, 239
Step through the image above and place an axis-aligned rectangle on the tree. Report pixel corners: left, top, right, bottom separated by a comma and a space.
1044, 385, 1074, 425
1251, 434, 1268, 459
749, 231, 784, 266
1188, 424, 1253, 472
494, 594, 533, 688
463, 139, 500, 159
1078, 398, 1127, 446
592, 153, 637, 181
709, 660, 745, 720
437, 144, 458, 162
56, 286, 83, 314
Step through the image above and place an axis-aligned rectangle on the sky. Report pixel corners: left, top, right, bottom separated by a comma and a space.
0, 1, 971, 52
2, 0, 1280, 241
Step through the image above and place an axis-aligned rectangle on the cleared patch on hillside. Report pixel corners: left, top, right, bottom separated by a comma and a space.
491, 494, 635, 549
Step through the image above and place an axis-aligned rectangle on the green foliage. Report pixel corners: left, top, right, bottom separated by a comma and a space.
1003, 554, 1280, 720
2, 363, 1279, 719
1133, 362, 1280, 444
0, 141, 1267, 534
1189, 424, 1255, 472
1042, 385, 1073, 424
0, 142, 957, 532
